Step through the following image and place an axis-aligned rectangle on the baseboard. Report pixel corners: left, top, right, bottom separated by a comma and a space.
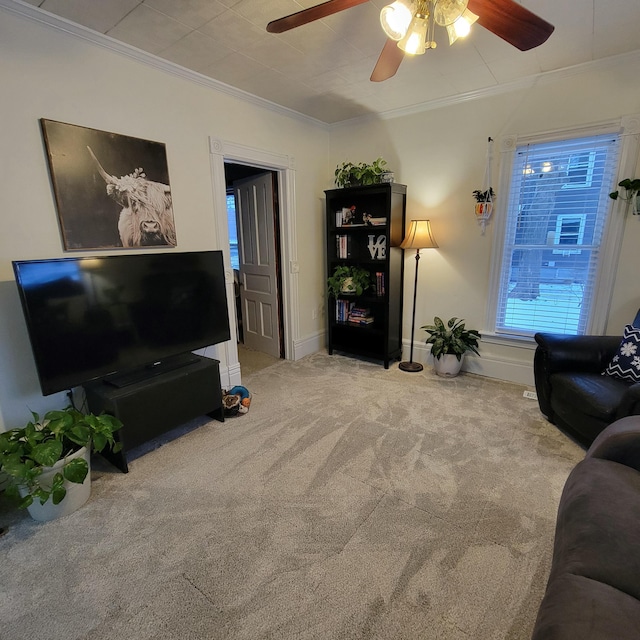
405, 341, 535, 386
293, 330, 325, 360
219, 361, 242, 389
294, 333, 534, 386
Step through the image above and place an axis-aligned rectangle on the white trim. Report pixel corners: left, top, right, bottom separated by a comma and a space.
331, 50, 640, 129
403, 339, 534, 385
209, 138, 299, 380
0, 0, 327, 129
5, 0, 640, 129
293, 330, 326, 361
486, 114, 640, 337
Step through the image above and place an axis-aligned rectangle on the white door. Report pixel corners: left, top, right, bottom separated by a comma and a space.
234, 172, 281, 358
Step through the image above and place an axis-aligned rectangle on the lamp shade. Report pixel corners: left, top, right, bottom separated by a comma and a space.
380, 1, 413, 41
397, 12, 429, 55
400, 219, 439, 250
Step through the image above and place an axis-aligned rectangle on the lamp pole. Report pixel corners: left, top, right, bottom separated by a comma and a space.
398, 219, 438, 372
400, 249, 423, 371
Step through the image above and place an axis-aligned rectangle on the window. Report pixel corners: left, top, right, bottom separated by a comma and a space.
552, 214, 586, 255
563, 151, 597, 189
493, 132, 621, 336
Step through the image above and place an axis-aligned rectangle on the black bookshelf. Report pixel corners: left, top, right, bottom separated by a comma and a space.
325, 183, 406, 368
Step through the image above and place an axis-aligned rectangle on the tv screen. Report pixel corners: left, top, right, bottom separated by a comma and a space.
13, 251, 231, 396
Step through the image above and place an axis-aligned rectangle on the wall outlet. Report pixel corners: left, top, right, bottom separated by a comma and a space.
523, 390, 538, 400
312, 308, 318, 320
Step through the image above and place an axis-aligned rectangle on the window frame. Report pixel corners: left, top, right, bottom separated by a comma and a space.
485, 115, 640, 340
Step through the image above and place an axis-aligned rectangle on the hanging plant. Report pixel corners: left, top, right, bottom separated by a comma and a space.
472, 187, 495, 221
472, 188, 495, 202
473, 138, 496, 234
609, 178, 640, 215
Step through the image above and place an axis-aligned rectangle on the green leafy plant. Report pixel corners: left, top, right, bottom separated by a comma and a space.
472, 188, 495, 202
334, 158, 389, 188
327, 265, 372, 297
422, 316, 481, 361
0, 407, 122, 509
609, 178, 640, 202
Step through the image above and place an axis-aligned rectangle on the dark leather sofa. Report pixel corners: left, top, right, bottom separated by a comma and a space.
531, 416, 640, 639
533, 310, 640, 446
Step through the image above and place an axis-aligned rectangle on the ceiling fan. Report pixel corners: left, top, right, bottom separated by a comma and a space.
266, 0, 554, 82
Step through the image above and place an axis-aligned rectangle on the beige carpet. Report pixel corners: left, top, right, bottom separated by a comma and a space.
237, 342, 280, 376
0, 352, 584, 640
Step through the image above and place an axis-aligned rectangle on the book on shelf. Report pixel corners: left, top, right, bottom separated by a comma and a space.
363, 214, 387, 226
375, 271, 385, 296
336, 234, 351, 258
348, 315, 374, 325
335, 299, 353, 322
348, 306, 371, 318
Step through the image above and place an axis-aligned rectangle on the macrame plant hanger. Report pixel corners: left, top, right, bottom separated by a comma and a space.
476, 136, 495, 235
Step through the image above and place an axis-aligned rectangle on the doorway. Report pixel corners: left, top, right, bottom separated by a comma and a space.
224, 162, 284, 374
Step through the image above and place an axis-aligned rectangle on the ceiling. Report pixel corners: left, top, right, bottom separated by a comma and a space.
19, 0, 640, 124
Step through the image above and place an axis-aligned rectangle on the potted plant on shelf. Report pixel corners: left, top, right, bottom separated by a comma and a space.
421, 316, 481, 378
334, 157, 392, 188
609, 178, 640, 215
327, 265, 372, 297
0, 406, 123, 522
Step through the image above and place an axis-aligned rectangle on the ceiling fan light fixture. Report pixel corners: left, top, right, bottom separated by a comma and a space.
433, 0, 468, 27
397, 12, 430, 55
445, 8, 478, 44
380, 1, 414, 41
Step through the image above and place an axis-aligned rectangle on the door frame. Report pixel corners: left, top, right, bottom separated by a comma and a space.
209, 138, 299, 385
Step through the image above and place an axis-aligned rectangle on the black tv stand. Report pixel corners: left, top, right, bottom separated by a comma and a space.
104, 353, 201, 388
84, 354, 224, 473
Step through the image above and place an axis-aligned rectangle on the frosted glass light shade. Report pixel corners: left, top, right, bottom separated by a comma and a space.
445, 8, 479, 43
398, 13, 429, 55
380, 1, 413, 41
433, 0, 468, 26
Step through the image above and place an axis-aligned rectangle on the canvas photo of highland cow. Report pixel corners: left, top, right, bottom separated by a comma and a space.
40, 119, 177, 250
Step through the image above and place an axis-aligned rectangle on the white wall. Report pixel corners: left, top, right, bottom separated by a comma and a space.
0, 8, 329, 430
2, 5, 640, 431
328, 54, 640, 384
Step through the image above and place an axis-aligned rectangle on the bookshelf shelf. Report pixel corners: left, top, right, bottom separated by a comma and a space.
325, 183, 406, 369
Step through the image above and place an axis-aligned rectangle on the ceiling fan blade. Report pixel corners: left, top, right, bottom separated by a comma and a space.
267, 0, 369, 34
468, 0, 554, 51
370, 39, 405, 82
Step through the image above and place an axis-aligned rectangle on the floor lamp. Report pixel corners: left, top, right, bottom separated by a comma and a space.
399, 220, 438, 372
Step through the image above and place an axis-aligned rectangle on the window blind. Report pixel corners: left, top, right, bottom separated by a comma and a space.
496, 133, 621, 336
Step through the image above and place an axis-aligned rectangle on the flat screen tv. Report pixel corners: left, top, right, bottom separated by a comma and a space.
13, 251, 231, 396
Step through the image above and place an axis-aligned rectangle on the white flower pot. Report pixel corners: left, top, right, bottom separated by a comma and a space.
341, 277, 356, 294
433, 353, 464, 378
21, 446, 91, 522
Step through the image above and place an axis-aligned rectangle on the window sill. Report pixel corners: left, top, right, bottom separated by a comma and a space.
481, 332, 537, 350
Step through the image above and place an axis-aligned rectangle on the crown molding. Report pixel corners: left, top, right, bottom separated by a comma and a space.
0, 0, 329, 130
331, 48, 640, 129
4, 0, 640, 130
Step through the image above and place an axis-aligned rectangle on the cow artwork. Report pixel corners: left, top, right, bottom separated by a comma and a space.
87, 147, 176, 248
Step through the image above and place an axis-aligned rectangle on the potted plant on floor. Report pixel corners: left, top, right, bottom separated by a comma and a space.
0, 406, 122, 521
422, 316, 481, 377
327, 265, 372, 297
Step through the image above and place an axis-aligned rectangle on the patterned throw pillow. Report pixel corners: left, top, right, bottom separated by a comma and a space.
604, 324, 640, 382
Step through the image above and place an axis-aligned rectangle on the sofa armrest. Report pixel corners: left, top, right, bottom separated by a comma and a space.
615, 383, 640, 420
534, 333, 621, 373
533, 333, 621, 420
586, 415, 640, 473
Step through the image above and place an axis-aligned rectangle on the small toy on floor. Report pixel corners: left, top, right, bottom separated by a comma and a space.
222, 386, 251, 417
